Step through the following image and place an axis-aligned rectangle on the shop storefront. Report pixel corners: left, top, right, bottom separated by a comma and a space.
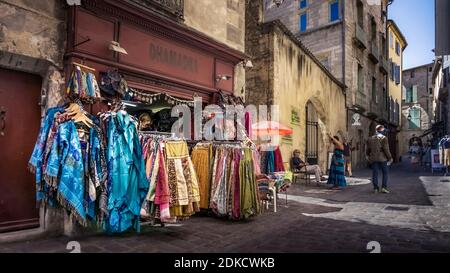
23, 0, 278, 236
66, 0, 246, 106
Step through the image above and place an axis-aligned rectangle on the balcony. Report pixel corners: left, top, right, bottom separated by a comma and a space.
369, 41, 379, 64
354, 24, 367, 49
379, 56, 389, 75
128, 0, 184, 20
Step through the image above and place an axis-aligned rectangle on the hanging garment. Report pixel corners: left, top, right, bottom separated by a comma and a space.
29, 106, 65, 201
192, 145, 212, 209
259, 151, 268, 174
252, 149, 262, 176
266, 150, 275, 173
44, 121, 88, 226
166, 141, 200, 218
240, 148, 259, 218
274, 147, 285, 172
153, 144, 171, 221
105, 111, 149, 233
66, 67, 101, 100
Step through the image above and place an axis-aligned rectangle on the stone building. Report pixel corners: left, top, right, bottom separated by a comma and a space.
0, 0, 247, 241
0, 0, 67, 241
264, 0, 393, 169
401, 63, 434, 154
387, 19, 407, 161
246, 0, 347, 171
431, 56, 450, 139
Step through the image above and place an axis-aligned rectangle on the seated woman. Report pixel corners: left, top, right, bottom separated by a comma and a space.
292, 150, 327, 183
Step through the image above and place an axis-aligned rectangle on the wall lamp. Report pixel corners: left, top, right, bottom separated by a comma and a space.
216, 75, 232, 82
273, 0, 285, 7
109, 41, 128, 55
243, 60, 254, 69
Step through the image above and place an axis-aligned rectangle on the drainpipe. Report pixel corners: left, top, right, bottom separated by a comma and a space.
342, 0, 348, 131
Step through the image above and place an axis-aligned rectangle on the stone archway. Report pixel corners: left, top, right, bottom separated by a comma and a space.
305, 97, 329, 171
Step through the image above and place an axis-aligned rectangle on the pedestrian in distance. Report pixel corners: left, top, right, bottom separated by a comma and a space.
366, 125, 393, 194
343, 137, 355, 177
327, 134, 347, 190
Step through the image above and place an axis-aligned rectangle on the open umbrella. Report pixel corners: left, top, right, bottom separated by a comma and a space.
252, 121, 293, 136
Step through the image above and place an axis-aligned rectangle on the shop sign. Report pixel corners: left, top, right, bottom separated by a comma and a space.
431, 149, 445, 169
149, 43, 198, 73
352, 113, 362, 126
119, 24, 214, 87
291, 106, 300, 125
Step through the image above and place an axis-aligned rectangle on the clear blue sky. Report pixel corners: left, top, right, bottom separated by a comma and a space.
389, 0, 435, 69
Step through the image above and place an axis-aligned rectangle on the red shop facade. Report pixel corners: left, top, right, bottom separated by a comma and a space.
66, 0, 246, 107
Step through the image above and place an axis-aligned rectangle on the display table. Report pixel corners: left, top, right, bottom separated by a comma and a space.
257, 171, 293, 212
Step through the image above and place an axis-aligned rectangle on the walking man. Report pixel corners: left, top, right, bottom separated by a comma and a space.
366, 125, 393, 194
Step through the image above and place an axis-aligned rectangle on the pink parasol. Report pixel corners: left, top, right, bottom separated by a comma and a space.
252, 121, 293, 136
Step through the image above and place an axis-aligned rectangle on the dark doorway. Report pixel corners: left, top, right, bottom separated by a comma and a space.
306, 101, 319, 165
0, 68, 41, 233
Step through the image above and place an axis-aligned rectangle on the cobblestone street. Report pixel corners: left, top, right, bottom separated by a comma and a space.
1, 161, 450, 253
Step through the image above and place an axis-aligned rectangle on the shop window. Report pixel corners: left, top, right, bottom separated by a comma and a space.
330, 0, 340, 22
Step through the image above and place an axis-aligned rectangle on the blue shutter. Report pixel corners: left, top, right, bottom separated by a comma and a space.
300, 0, 307, 9
330, 1, 340, 22
409, 108, 421, 129
300, 13, 307, 32
412, 85, 418, 102
395, 65, 400, 84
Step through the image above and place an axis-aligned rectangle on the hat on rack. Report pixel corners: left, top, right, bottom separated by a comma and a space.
99, 69, 128, 97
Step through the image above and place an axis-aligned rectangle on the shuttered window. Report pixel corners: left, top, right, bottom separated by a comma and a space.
409, 108, 421, 129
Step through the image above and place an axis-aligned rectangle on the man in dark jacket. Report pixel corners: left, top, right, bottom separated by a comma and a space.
366, 125, 393, 194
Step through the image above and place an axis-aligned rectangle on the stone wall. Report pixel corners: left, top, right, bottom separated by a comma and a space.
246, 0, 346, 172
263, 0, 391, 169
184, 0, 246, 97
271, 24, 347, 170
0, 0, 67, 241
0, 0, 66, 68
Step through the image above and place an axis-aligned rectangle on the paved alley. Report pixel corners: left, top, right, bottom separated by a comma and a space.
1, 162, 450, 253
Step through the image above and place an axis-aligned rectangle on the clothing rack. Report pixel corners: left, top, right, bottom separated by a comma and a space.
72, 62, 96, 72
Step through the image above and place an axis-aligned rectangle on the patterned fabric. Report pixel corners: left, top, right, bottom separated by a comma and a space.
29, 106, 64, 201
44, 121, 87, 226
105, 111, 149, 233
327, 149, 347, 187
166, 141, 200, 218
